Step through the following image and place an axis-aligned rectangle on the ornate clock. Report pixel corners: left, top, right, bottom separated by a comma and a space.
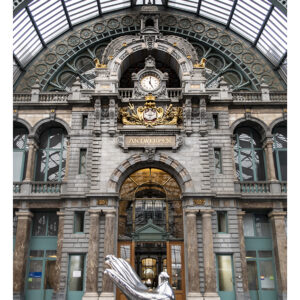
132, 55, 168, 99
140, 72, 161, 92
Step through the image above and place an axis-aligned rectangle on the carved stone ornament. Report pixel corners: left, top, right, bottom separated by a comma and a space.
144, 147, 156, 161
118, 98, 183, 127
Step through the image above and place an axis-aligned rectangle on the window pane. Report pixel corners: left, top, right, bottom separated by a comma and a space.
60, 150, 67, 180
259, 261, 275, 290
79, 149, 87, 174
278, 151, 287, 181
243, 214, 255, 236
217, 212, 227, 233
35, 150, 47, 181
246, 251, 256, 259
255, 215, 271, 237
258, 251, 272, 258
13, 129, 27, 149
74, 212, 84, 233
69, 255, 84, 291
238, 131, 252, 148
49, 129, 63, 149
30, 250, 44, 257
239, 149, 254, 181
47, 151, 61, 181
28, 260, 43, 289
253, 150, 266, 181
171, 245, 182, 290
214, 149, 222, 174
13, 151, 24, 181
47, 213, 58, 236
273, 127, 287, 148
44, 260, 56, 289
247, 260, 258, 290
218, 255, 233, 291
32, 213, 47, 236
82, 115, 88, 129
120, 245, 131, 263
40, 131, 49, 149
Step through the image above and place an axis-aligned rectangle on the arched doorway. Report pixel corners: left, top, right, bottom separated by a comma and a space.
117, 168, 185, 300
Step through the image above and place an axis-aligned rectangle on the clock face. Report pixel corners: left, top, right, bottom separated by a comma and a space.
140, 74, 160, 91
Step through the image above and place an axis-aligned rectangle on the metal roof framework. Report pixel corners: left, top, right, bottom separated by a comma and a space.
13, 0, 287, 84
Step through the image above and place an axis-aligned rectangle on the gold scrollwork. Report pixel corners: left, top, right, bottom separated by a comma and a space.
118, 98, 183, 127
94, 58, 107, 68
194, 199, 206, 205
98, 199, 108, 206
194, 57, 206, 69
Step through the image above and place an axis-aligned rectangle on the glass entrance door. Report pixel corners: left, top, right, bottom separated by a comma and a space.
246, 250, 277, 300
216, 254, 235, 300
67, 254, 86, 300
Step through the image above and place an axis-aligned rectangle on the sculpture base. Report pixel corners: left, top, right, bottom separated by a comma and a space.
98, 292, 114, 300
82, 292, 99, 300
187, 292, 204, 299
203, 292, 220, 300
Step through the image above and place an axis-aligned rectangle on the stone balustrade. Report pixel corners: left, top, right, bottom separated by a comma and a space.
13, 181, 65, 194
270, 92, 287, 102
232, 92, 264, 102
167, 88, 182, 99
13, 93, 31, 102
39, 93, 69, 102
234, 181, 287, 194
118, 88, 133, 99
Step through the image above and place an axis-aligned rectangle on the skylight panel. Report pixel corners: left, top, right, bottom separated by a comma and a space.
13, 9, 43, 66
230, 0, 271, 43
256, 7, 287, 65
200, 0, 232, 24
65, 0, 98, 25
168, 0, 198, 13
100, 0, 131, 13
28, 0, 68, 43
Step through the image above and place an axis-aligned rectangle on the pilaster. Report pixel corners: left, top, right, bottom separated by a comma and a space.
24, 137, 37, 182
263, 137, 277, 181
185, 209, 203, 300
201, 209, 220, 299
268, 210, 287, 300
13, 210, 33, 299
99, 209, 116, 300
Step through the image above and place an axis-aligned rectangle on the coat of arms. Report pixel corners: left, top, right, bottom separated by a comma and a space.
119, 95, 183, 127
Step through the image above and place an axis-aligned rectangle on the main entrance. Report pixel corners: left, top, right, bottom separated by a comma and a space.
117, 168, 185, 300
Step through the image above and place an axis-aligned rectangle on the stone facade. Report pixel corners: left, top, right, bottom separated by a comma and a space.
13, 5, 287, 300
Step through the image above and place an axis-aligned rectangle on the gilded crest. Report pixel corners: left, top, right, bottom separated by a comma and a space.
119, 97, 183, 127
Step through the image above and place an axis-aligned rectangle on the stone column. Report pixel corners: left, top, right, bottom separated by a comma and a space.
13, 210, 33, 299
237, 210, 250, 300
201, 210, 219, 299
264, 138, 277, 181
185, 209, 202, 299
24, 138, 37, 182
53, 211, 65, 298
99, 209, 116, 300
64, 138, 70, 180
268, 211, 287, 300
83, 209, 101, 300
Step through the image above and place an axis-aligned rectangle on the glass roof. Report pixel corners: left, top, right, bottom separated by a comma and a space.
13, 0, 287, 84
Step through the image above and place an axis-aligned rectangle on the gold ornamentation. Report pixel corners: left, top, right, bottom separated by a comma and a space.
122, 42, 127, 47
194, 199, 206, 205
94, 58, 107, 68
187, 55, 191, 59
145, 94, 156, 101
119, 98, 183, 127
98, 199, 108, 206
194, 57, 206, 68
108, 55, 114, 60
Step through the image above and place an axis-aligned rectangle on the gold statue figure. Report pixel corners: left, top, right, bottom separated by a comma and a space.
194, 57, 206, 69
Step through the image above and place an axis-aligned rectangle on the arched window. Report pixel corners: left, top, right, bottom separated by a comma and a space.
234, 127, 267, 181
13, 126, 28, 181
273, 125, 287, 181
35, 128, 67, 182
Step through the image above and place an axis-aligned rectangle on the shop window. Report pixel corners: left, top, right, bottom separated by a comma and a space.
234, 127, 267, 181
82, 115, 88, 129
217, 211, 228, 233
273, 125, 287, 181
13, 126, 28, 181
74, 212, 85, 233
243, 213, 271, 237
214, 148, 223, 174
32, 212, 58, 237
35, 128, 67, 182
79, 149, 87, 174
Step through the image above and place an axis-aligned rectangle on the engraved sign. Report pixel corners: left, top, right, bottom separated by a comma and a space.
124, 136, 176, 148
98, 199, 108, 206
194, 199, 206, 205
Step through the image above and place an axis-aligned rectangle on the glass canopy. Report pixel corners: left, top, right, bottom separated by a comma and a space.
13, 0, 287, 84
